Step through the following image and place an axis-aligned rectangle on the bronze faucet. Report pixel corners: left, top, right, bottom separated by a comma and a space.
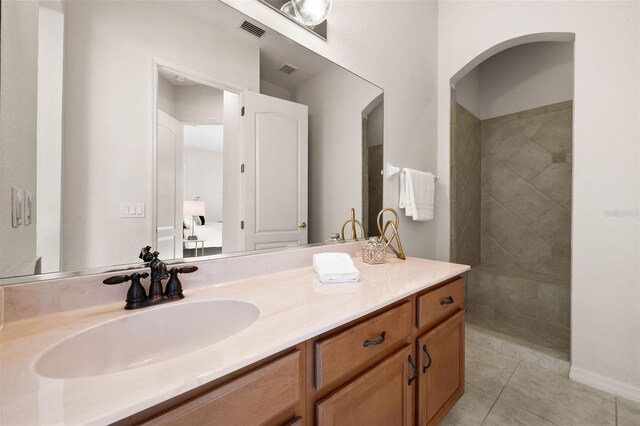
103, 246, 198, 310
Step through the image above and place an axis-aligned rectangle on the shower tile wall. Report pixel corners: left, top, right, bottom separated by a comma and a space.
450, 103, 481, 266
367, 144, 383, 234
456, 101, 573, 338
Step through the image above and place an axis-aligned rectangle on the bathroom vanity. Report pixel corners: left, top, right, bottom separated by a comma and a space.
0, 256, 468, 425
127, 277, 465, 426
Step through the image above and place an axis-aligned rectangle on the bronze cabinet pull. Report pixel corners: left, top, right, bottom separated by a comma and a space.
298, 222, 307, 229
422, 343, 433, 373
408, 355, 418, 385
363, 331, 387, 347
440, 296, 454, 305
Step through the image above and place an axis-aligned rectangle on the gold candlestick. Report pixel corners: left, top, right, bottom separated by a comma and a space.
340, 208, 364, 241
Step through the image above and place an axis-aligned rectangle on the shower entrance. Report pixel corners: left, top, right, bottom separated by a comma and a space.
450, 41, 574, 367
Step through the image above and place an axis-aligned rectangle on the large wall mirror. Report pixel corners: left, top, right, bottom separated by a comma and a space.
0, 0, 383, 283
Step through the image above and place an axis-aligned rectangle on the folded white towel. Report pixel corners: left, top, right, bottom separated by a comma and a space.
313, 253, 360, 284
399, 168, 435, 221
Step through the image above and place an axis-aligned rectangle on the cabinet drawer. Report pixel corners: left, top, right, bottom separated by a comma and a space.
417, 278, 464, 330
315, 302, 412, 391
147, 351, 300, 426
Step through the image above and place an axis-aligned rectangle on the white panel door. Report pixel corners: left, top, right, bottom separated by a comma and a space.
242, 91, 308, 251
156, 110, 184, 260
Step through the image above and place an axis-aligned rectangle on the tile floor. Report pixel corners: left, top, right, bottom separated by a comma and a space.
466, 309, 570, 361
442, 341, 640, 426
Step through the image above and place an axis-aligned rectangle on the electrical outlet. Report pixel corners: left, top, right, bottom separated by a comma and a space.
23, 190, 32, 226
11, 187, 23, 228
120, 203, 145, 218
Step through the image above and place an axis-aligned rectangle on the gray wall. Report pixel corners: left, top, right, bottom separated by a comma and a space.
450, 103, 481, 266
454, 101, 573, 331
480, 101, 572, 283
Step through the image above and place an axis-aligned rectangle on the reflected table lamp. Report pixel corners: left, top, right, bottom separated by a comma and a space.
184, 200, 205, 240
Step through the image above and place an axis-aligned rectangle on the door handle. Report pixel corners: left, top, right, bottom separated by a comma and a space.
422, 343, 433, 373
363, 331, 386, 347
441, 296, 454, 305
298, 222, 307, 229
408, 355, 418, 385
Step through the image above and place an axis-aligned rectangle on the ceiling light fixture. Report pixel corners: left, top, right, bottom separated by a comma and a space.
280, 0, 332, 28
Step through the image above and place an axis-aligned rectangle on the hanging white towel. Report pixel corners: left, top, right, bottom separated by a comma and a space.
398, 168, 435, 221
313, 253, 360, 284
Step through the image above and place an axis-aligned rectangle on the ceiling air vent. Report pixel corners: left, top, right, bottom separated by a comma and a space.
240, 21, 266, 38
278, 63, 298, 75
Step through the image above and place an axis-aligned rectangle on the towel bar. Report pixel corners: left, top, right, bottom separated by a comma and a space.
382, 162, 439, 182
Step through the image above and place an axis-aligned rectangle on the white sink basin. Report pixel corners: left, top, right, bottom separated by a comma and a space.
33, 300, 260, 379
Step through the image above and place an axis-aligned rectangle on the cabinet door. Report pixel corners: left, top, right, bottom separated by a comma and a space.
316, 346, 416, 426
417, 310, 465, 426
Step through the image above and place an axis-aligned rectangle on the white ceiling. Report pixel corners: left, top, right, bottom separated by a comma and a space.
163, 1, 335, 92
184, 124, 223, 153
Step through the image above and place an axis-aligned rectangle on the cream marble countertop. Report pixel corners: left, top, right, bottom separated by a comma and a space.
1, 256, 468, 425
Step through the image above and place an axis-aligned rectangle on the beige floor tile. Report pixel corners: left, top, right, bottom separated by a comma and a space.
483, 399, 557, 426
466, 341, 520, 397
467, 310, 517, 336
618, 396, 640, 413
441, 383, 496, 426
466, 307, 570, 356
500, 362, 615, 425
466, 325, 503, 353
500, 341, 570, 375
618, 404, 640, 426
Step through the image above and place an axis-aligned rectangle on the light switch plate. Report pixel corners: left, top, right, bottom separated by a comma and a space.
120, 203, 145, 218
11, 187, 23, 228
23, 190, 32, 226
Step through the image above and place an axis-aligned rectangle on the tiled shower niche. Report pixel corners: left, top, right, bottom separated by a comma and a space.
451, 101, 573, 361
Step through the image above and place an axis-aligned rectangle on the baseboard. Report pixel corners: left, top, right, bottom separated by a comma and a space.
570, 365, 640, 402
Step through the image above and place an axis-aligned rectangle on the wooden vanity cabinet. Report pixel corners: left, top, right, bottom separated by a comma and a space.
126, 275, 465, 426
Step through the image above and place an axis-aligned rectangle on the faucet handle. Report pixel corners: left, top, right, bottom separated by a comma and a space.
103, 272, 150, 310
103, 272, 149, 285
103, 275, 131, 285
164, 266, 198, 300
125, 272, 149, 309
139, 245, 154, 262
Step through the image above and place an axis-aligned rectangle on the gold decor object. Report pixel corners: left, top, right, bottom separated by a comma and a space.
376, 208, 406, 260
362, 237, 387, 264
341, 208, 364, 241
326, 233, 344, 244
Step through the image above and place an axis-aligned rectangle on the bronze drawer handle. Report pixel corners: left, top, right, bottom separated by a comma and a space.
422, 343, 433, 373
408, 355, 418, 385
440, 296, 454, 305
363, 331, 387, 347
